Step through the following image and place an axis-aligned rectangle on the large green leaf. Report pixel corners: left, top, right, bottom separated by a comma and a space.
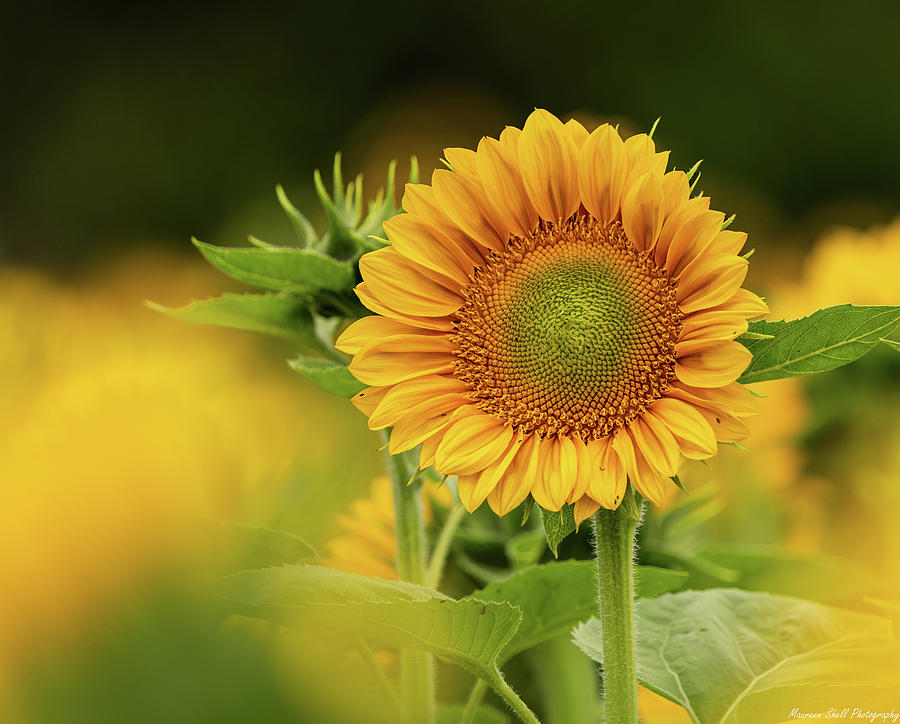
288, 356, 365, 397
573, 588, 900, 724
738, 304, 900, 383
186, 519, 317, 573
472, 560, 687, 663
193, 239, 354, 293
201, 565, 522, 679
149, 293, 331, 355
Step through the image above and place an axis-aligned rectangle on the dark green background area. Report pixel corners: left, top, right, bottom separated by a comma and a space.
3, 1, 900, 269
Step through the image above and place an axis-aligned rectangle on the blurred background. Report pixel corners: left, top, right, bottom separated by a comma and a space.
2, 1, 900, 722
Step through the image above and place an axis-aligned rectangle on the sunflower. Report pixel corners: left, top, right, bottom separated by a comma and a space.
337, 109, 767, 522
322, 476, 452, 579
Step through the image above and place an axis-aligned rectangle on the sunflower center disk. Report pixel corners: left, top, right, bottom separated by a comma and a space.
452, 215, 683, 440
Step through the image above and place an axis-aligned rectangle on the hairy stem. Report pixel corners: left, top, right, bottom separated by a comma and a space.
484, 668, 542, 724
592, 490, 643, 724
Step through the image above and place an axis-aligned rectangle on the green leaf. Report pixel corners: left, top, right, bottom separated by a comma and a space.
541, 504, 577, 557
149, 293, 331, 355
573, 589, 900, 724
472, 561, 687, 663
188, 519, 317, 573
201, 565, 523, 679
738, 304, 900, 383
880, 337, 900, 353
288, 356, 365, 397
192, 239, 354, 294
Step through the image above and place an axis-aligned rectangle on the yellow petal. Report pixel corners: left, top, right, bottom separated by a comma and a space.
665, 210, 726, 278
628, 414, 679, 477
462, 431, 527, 513
350, 385, 389, 416
475, 136, 540, 237
577, 123, 628, 224
676, 319, 749, 357
570, 435, 593, 502
564, 118, 590, 148
674, 341, 752, 388
655, 196, 710, 268
573, 495, 602, 525
434, 412, 513, 476
360, 247, 463, 316
487, 433, 541, 516
649, 398, 717, 459
660, 170, 690, 217
350, 346, 454, 386
517, 109, 580, 222
443, 147, 479, 182
531, 435, 579, 510
623, 430, 668, 504
622, 134, 669, 189
586, 436, 627, 509
355, 282, 454, 331
368, 374, 469, 430
432, 169, 507, 252
707, 288, 769, 320
621, 172, 665, 252
709, 230, 747, 256
388, 401, 465, 454
401, 183, 488, 266
336, 315, 432, 354
676, 253, 749, 314
382, 214, 474, 285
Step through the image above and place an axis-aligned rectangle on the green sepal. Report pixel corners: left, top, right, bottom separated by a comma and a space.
192, 238, 354, 294
149, 292, 333, 356
275, 184, 318, 247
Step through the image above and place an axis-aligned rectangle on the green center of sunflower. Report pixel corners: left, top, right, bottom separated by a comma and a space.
452, 215, 682, 439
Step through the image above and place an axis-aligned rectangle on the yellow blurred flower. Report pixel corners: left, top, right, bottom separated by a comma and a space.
771, 216, 900, 317
0, 251, 379, 699
322, 475, 453, 580
639, 686, 691, 723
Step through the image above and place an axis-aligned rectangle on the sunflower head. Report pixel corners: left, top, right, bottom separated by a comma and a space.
337, 109, 767, 522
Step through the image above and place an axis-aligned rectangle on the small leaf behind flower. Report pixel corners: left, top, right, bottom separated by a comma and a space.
738, 304, 900, 383
541, 504, 577, 557
288, 356, 365, 397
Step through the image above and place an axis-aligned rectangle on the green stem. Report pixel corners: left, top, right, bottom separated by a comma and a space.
355, 638, 403, 721
484, 668, 541, 724
424, 503, 466, 589
529, 635, 600, 724
460, 679, 488, 724
383, 433, 434, 723
591, 490, 643, 724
